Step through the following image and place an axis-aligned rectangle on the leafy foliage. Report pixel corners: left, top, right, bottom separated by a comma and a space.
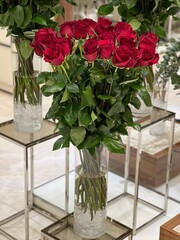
156, 38, 180, 92
0, 0, 77, 38
37, 55, 150, 154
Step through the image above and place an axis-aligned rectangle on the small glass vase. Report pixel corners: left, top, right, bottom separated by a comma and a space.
74, 144, 109, 239
150, 77, 169, 136
11, 35, 42, 133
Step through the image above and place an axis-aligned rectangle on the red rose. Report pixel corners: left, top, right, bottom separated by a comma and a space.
117, 32, 137, 49
43, 38, 72, 66
139, 32, 159, 49
60, 21, 74, 38
83, 38, 98, 62
98, 39, 114, 59
74, 18, 97, 39
44, 44, 65, 66
31, 28, 57, 57
113, 46, 142, 68
117, 31, 137, 46
114, 22, 133, 36
56, 37, 72, 56
94, 17, 113, 35
98, 30, 115, 42
138, 47, 159, 66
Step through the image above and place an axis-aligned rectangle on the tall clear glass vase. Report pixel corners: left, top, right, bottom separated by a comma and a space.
11, 35, 42, 133
74, 144, 109, 239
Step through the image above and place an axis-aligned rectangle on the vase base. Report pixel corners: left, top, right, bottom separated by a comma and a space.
73, 205, 106, 239
14, 102, 42, 133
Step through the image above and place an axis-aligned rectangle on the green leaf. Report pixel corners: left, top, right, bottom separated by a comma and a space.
97, 95, 111, 100
45, 83, 65, 93
19, 39, 33, 60
98, 5, 114, 16
103, 137, 125, 154
98, 125, 109, 135
118, 5, 131, 19
70, 127, 86, 146
84, 134, 101, 149
53, 137, 65, 150
168, 7, 180, 16
129, 18, 141, 30
91, 111, 97, 122
154, 25, 166, 38
81, 87, 96, 108
13, 5, 24, 27
78, 107, 91, 127
32, 15, 47, 25
125, 0, 137, 9
67, 83, 79, 93
41, 85, 53, 97
64, 103, 78, 126
37, 72, 50, 84
90, 66, 105, 83
22, 7, 32, 27
138, 89, 152, 107
61, 87, 69, 102
53, 136, 70, 150
122, 106, 133, 123
131, 95, 141, 109
22, 0, 29, 5
108, 101, 125, 116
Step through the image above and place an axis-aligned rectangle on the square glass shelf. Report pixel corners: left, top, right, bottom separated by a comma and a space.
41, 213, 132, 240
136, 107, 175, 129
0, 119, 59, 147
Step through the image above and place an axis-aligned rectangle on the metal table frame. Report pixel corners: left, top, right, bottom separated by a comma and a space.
0, 119, 62, 240
109, 107, 175, 235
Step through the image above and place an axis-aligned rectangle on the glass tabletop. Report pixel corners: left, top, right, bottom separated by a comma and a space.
135, 107, 175, 130
42, 213, 132, 240
0, 119, 59, 147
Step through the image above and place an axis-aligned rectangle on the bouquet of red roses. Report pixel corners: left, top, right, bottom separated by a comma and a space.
31, 17, 159, 225
32, 17, 159, 153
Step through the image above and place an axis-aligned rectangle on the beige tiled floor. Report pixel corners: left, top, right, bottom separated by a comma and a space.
0, 91, 179, 240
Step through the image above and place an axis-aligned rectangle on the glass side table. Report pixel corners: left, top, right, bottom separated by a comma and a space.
108, 107, 175, 235
0, 119, 63, 240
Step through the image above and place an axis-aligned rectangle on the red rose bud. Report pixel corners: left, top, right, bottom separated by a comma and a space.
83, 38, 98, 62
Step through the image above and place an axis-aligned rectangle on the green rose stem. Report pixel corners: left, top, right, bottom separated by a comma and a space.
13, 37, 39, 106
75, 149, 107, 221
60, 63, 71, 83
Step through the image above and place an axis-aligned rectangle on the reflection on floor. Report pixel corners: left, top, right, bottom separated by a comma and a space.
0, 91, 180, 240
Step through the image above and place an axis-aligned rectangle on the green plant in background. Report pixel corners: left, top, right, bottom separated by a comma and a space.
156, 38, 180, 93
0, 0, 77, 104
